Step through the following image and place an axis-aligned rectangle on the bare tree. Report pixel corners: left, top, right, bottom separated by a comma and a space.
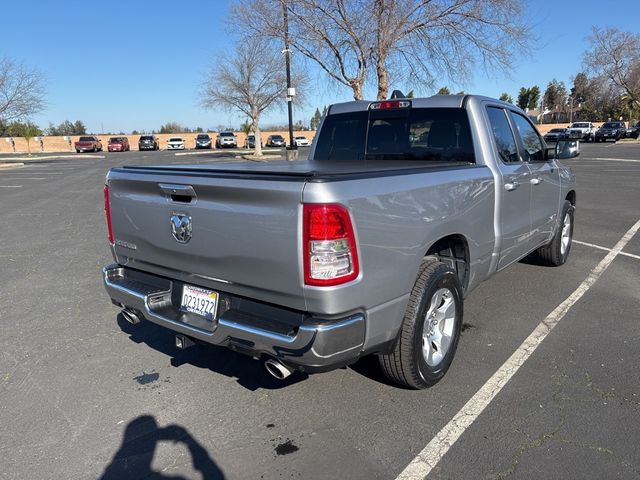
232, 0, 530, 100
583, 26, 640, 115
233, 0, 372, 101
0, 58, 46, 124
200, 38, 305, 156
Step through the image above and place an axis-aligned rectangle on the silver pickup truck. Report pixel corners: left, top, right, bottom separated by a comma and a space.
102, 95, 577, 389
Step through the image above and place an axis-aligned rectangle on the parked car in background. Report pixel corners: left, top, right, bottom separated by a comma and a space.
107, 137, 130, 152
595, 121, 626, 142
243, 135, 262, 148
566, 122, 595, 141
543, 128, 568, 142
215, 132, 237, 148
74, 136, 102, 153
624, 122, 640, 139
138, 135, 160, 151
294, 136, 310, 147
265, 134, 285, 147
195, 134, 212, 149
167, 137, 186, 150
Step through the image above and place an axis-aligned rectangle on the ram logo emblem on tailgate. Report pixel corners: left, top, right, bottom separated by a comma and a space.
170, 213, 192, 244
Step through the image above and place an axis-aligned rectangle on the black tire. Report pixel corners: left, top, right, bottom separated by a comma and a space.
534, 200, 574, 266
76, 149, 80, 153
378, 258, 463, 389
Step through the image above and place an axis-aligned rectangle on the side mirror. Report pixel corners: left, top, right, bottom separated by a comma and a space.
555, 139, 580, 159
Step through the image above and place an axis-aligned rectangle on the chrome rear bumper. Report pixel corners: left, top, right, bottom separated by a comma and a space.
103, 264, 365, 371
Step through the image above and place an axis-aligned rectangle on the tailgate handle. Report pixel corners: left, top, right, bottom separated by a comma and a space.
159, 184, 197, 203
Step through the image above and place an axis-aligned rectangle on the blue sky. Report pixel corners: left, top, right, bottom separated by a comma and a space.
1, 1, 638, 133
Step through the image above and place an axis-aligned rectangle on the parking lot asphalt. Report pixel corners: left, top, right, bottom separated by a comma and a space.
1, 143, 638, 479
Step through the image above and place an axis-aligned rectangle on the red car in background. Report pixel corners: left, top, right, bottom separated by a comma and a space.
74, 136, 102, 153
107, 137, 130, 152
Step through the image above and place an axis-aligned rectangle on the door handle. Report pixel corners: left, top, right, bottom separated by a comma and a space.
504, 181, 520, 191
530, 177, 542, 185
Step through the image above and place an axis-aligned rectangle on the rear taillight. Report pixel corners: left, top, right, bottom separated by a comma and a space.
104, 185, 114, 245
303, 204, 359, 286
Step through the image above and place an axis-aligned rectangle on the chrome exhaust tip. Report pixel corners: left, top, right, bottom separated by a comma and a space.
121, 308, 141, 325
264, 358, 293, 380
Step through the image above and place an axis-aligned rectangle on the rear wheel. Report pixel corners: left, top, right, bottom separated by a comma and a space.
378, 258, 463, 389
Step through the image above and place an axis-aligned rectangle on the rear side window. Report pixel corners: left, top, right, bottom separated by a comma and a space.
313, 107, 474, 163
486, 107, 519, 163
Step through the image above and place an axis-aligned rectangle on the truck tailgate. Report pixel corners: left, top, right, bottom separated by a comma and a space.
106, 166, 306, 310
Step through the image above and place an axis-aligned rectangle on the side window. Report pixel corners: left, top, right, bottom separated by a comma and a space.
509, 112, 544, 162
486, 107, 519, 163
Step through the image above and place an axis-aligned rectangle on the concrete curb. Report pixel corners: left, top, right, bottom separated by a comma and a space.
240, 154, 282, 162
0, 162, 24, 169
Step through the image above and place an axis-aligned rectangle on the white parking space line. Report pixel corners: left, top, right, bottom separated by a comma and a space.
574, 240, 640, 260
0, 185, 22, 188
0, 177, 46, 180
396, 218, 640, 480
1, 171, 65, 174
582, 157, 640, 163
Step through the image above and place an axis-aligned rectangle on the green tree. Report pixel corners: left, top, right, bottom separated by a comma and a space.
8, 121, 42, 154
310, 108, 322, 130
240, 120, 252, 136
543, 79, 567, 110
516, 86, 541, 110
516, 87, 528, 109
46, 119, 86, 136
527, 86, 540, 110
437, 86, 450, 95
499, 92, 513, 103
159, 122, 183, 134
73, 120, 86, 135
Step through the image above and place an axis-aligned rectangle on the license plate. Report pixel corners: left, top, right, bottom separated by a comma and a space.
180, 284, 218, 320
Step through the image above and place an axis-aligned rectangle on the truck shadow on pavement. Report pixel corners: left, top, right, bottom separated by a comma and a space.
100, 415, 224, 480
116, 313, 308, 391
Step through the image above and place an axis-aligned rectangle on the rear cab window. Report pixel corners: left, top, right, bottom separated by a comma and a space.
313, 105, 475, 164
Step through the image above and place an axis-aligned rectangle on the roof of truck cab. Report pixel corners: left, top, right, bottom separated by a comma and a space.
327, 94, 515, 115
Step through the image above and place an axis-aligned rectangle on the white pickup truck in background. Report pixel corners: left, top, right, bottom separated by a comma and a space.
566, 121, 596, 141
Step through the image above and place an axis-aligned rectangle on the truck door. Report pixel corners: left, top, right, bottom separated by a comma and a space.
508, 111, 560, 248
486, 106, 533, 270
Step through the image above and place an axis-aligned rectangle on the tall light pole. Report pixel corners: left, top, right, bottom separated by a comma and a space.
569, 96, 574, 124
282, 0, 297, 160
